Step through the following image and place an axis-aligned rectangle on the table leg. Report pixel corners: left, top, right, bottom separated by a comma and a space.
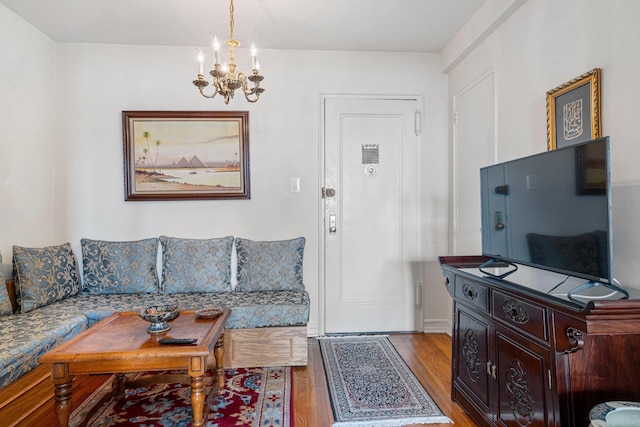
50, 363, 72, 427
113, 373, 126, 400
214, 333, 225, 391
189, 356, 207, 427
190, 373, 205, 427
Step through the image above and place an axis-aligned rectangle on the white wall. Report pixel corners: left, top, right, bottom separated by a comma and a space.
0, 5, 56, 276
446, 0, 640, 290
52, 44, 449, 334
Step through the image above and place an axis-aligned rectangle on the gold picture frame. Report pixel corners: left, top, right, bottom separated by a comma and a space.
546, 68, 601, 150
123, 111, 250, 201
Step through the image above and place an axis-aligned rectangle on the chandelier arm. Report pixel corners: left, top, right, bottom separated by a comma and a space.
193, 77, 218, 99
242, 81, 262, 103
243, 88, 260, 102
200, 88, 218, 99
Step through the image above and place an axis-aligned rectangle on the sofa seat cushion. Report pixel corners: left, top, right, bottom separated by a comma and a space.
0, 310, 88, 388
50, 290, 310, 329
174, 290, 310, 329
47, 293, 174, 326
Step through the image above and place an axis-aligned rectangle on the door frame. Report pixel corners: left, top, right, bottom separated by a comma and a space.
318, 93, 424, 336
451, 68, 499, 255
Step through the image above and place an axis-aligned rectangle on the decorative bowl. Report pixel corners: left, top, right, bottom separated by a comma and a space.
195, 307, 223, 319
139, 305, 179, 334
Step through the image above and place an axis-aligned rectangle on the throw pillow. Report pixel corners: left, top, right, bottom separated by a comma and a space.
0, 252, 13, 316
160, 236, 234, 294
13, 243, 81, 313
235, 237, 305, 292
81, 238, 159, 294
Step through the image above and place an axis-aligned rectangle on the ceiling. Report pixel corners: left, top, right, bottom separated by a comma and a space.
1, 0, 485, 52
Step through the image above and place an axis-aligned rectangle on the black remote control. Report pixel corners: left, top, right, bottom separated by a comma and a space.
158, 338, 198, 345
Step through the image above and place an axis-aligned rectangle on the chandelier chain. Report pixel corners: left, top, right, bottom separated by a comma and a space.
229, 0, 235, 39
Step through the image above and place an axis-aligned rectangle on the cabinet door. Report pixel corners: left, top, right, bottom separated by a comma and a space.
494, 328, 554, 427
454, 305, 491, 411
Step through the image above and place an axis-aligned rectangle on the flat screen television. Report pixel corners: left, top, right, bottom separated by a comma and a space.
480, 136, 627, 299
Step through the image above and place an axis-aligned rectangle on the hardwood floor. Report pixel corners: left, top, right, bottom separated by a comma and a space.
36, 333, 476, 427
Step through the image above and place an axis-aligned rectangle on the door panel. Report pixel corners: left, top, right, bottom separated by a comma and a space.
495, 329, 552, 427
453, 72, 496, 255
324, 97, 421, 333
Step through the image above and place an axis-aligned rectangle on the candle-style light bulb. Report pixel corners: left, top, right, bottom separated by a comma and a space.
213, 37, 220, 65
251, 43, 257, 70
255, 59, 260, 71
197, 50, 204, 75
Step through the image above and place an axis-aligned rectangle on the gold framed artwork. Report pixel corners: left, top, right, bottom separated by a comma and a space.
123, 111, 250, 201
546, 68, 601, 150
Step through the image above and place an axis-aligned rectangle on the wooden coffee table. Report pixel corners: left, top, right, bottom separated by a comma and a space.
39, 308, 231, 427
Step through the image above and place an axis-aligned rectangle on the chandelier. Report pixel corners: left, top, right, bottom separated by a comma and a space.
192, 0, 265, 104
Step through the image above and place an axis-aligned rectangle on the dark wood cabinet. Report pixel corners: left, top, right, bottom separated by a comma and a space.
440, 256, 640, 427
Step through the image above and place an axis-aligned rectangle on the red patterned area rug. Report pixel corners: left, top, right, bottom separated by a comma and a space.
69, 367, 293, 427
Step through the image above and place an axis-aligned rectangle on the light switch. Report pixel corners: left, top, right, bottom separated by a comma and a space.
290, 177, 300, 192
526, 174, 537, 189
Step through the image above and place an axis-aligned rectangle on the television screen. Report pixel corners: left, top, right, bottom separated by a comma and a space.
480, 137, 612, 284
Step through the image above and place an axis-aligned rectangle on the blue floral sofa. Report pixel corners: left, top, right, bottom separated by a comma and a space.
0, 236, 309, 424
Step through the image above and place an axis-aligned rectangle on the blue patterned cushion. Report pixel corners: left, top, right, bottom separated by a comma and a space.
39, 293, 170, 327
160, 236, 233, 294
13, 243, 81, 313
46, 289, 310, 329
0, 310, 87, 388
236, 238, 305, 292
81, 238, 159, 294
0, 252, 13, 316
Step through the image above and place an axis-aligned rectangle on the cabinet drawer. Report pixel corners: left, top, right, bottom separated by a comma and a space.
492, 291, 548, 342
454, 277, 489, 313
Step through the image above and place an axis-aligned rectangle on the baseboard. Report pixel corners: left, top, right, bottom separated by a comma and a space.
422, 319, 452, 335
306, 321, 319, 337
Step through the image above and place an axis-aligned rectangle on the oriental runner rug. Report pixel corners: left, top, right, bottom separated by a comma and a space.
318, 336, 451, 427
69, 367, 292, 427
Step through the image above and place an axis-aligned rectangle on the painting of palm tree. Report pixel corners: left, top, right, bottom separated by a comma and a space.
123, 111, 250, 201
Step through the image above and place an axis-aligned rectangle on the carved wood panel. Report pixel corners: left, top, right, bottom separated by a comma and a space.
455, 306, 491, 409
495, 329, 551, 427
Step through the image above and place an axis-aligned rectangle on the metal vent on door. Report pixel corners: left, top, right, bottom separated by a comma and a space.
361, 144, 379, 164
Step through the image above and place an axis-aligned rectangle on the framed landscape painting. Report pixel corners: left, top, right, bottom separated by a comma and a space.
123, 111, 250, 201
546, 68, 601, 150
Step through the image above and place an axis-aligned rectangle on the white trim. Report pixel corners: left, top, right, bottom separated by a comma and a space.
422, 319, 453, 335
306, 322, 320, 337
451, 67, 498, 255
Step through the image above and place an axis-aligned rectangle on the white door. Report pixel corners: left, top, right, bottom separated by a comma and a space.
323, 96, 422, 334
452, 71, 496, 255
